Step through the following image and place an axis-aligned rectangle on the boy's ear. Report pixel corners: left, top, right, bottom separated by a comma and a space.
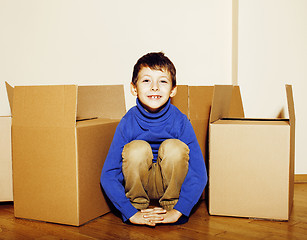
170, 86, 177, 98
130, 82, 138, 96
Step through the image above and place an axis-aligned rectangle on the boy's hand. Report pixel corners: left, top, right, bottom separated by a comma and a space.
152, 209, 182, 224
129, 207, 166, 226
129, 207, 183, 226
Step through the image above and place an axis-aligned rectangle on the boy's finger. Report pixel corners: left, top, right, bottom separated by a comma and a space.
141, 207, 166, 214
145, 221, 156, 227
151, 219, 164, 224
152, 208, 167, 214
143, 213, 165, 219
153, 207, 164, 210
143, 214, 164, 221
141, 208, 155, 213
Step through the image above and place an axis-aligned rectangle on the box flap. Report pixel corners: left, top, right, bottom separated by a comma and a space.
13, 85, 77, 127
210, 85, 234, 123
171, 85, 189, 117
286, 84, 295, 216
229, 86, 244, 118
77, 85, 126, 120
5, 82, 14, 114
286, 85, 295, 126
189, 86, 214, 120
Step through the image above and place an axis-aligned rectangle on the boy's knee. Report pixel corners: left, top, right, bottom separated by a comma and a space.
122, 140, 153, 165
159, 139, 189, 163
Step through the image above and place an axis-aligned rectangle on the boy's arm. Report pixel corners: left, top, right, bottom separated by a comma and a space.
174, 118, 208, 217
100, 121, 138, 222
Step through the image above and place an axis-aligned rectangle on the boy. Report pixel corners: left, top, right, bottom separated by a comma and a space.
101, 52, 207, 226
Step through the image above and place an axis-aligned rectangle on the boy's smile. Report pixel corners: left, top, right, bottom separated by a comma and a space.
131, 67, 177, 113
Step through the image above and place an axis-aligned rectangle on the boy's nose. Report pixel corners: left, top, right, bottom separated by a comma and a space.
151, 82, 159, 91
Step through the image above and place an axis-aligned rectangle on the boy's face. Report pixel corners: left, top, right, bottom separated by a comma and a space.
131, 67, 177, 113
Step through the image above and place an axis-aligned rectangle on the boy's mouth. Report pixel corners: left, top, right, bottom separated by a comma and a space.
148, 95, 162, 99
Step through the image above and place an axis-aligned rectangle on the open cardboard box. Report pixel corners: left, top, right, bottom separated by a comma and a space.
171, 85, 244, 199
208, 85, 295, 220
0, 116, 13, 202
6, 82, 126, 226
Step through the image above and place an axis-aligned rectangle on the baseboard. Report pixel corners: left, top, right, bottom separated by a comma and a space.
295, 174, 307, 183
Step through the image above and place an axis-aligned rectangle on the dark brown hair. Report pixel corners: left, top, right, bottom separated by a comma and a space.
132, 52, 176, 87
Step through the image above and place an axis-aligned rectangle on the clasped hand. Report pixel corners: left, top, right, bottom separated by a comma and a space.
129, 207, 182, 226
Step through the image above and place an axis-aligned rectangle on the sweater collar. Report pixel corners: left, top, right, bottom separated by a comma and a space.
136, 98, 171, 120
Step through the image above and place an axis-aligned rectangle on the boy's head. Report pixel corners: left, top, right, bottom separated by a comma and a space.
132, 52, 176, 87
131, 52, 177, 113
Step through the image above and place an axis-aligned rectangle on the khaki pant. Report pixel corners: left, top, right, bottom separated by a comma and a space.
122, 139, 189, 211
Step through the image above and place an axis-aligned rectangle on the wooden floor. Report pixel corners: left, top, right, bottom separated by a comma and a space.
1, 184, 307, 240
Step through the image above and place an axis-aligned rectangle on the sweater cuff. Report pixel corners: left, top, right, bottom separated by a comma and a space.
120, 202, 139, 222
173, 198, 193, 217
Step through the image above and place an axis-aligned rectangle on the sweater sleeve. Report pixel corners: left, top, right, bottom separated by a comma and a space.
174, 118, 208, 217
100, 119, 138, 222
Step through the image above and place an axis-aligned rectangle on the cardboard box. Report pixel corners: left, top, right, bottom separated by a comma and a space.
0, 116, 13, 202
6, 82, 126, 226
209, 85, 295, 220
172, 85, 244, 168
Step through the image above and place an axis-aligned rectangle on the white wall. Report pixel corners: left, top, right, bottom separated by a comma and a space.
0, 0, 232, 115
237, 0, 307, 173
1, 0, 305, 173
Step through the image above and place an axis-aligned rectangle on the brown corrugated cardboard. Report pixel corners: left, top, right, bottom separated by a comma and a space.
0, 116, 13, 202
172, 85, 244, 166
6, 82, 125, 226
209, 85, 295, 220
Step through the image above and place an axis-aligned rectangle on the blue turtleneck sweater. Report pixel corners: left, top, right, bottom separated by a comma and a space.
100, 98, 207, 222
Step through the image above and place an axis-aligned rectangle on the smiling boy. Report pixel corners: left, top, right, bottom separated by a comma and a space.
101, 52, 207, 226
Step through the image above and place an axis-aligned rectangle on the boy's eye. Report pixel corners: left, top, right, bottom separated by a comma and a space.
160, 79, 169, 84
142, 79, 150, 83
